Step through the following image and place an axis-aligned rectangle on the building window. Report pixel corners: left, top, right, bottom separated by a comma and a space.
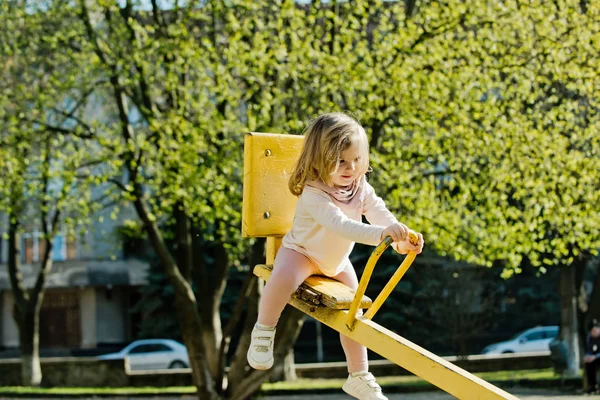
21, 231, 77, 264
0, 231, 76, 264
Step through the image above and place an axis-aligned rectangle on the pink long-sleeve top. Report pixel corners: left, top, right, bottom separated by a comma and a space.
281, 176, 399, 276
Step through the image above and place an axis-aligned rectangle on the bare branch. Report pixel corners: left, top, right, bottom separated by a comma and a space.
15, 116, 95, 140
7, 208, 28, 306
108, 178, 129, 192
59, 82, 106, 117
77, 158, 109, 170
151, 0, 168, 33
97, 199, 122, 211
79, 0, 113, 66
118, 4, 158, 121
40, 140, 51, 238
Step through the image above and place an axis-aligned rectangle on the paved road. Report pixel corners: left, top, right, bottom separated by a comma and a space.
262, 388, 600, 399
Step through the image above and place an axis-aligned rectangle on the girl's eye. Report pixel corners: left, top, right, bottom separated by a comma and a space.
339, 160, 346, 164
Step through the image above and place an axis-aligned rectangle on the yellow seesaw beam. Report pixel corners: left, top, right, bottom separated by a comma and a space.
243, 132, 520, 399
255, 264, 519, 400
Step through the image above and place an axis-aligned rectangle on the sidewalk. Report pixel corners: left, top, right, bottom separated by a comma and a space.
263, 388, 600, 399
259, 368, 583, 397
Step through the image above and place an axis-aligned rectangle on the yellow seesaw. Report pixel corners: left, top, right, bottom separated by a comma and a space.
242, 132, 519, 400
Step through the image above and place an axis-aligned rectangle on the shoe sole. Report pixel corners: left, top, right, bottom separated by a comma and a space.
247, 350, 273, 370
342, 387, 357, 399
342, 383, 387, 400
342, 385, 361, 399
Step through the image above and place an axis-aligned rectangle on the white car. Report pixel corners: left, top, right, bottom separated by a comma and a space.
97, 339, 190, 370
481, 326, 559, 354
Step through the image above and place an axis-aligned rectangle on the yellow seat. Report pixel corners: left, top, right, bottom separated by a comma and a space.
253, 264, 372, 309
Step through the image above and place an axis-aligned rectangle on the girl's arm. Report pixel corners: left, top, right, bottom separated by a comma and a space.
303, 189, 384, 246
362, 181, 400, 228
362, 181, 423, 254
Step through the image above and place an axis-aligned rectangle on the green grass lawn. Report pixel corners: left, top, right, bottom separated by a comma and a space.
0, 386, 197, 395
0, 368, 561, 395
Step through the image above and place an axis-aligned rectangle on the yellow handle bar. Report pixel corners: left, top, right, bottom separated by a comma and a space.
346, 233, 419, 330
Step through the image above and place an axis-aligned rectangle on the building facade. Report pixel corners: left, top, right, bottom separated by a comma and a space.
0, 206, 149, 354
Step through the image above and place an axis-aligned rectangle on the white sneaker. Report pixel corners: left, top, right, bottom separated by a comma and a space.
342, 372, 388, 400
247, 323, 276, 370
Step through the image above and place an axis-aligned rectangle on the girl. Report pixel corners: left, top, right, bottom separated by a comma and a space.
247, 112, 424, 400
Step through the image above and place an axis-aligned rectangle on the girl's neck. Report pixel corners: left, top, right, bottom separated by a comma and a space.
307, 175, 364, 205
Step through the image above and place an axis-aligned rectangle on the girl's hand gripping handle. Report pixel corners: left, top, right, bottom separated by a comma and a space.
380, 222, 408, 242
382, 223, 424, 255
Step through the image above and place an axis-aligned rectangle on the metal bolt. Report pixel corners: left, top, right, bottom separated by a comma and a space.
264, 149, 272, 156
263, 211, 270, 219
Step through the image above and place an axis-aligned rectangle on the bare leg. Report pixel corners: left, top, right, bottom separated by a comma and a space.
333, 260, 369, 373
257, 247, 320, 327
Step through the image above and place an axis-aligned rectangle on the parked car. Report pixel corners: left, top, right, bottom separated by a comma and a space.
481, 326, 559, 355
97, 339, 189, 370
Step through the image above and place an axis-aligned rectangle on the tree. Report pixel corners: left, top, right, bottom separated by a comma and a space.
0, 1, 103, 386
359, 0, 600, 376
17, 1, 312, 398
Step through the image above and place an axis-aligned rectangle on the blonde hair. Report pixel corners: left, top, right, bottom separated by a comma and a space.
289, 113, 370, 196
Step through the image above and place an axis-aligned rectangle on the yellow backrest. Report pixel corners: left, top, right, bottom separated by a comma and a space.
242, 132, 304, 238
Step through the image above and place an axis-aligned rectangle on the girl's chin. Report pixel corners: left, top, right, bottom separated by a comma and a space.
334, 177, 355, 186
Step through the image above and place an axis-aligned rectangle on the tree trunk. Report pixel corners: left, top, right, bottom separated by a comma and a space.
228, 307, 305, 400
586, 262, 600, 326
201, 300, 222, 380
16, 308, 42, 386
172, 206, 224, 389
226, 276, 261, 391
217, 240, 264, 394
559, 266, 581, 377
7, 213, 43, 386
316, 321, 324, 362
283, 350, 297, 381
198, 242, 229, 379
173, 289, 219, 400
132, 196, 218, 399
173, 203, 193, 281
270, 349, 297, 382
7, 169, 62, 387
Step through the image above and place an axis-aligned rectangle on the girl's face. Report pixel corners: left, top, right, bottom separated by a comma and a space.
331, 143, 362, 187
